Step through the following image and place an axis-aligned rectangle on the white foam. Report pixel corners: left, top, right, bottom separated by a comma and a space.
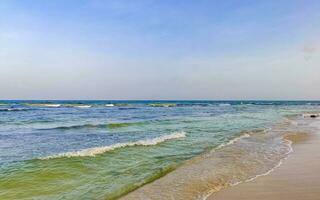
216, 133, 251, 150
219, 103, 231, 106
41, 131, 186, 159
232, 139, 293, 186
44, 104, 61, 107
75, 105, 92, 108
203, 138, 293, 200
2, 108, 27, 111
105, 104, 114, 107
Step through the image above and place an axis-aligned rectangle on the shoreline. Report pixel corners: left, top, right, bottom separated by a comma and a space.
208, 120, 320, 200
120, 117, 319, 200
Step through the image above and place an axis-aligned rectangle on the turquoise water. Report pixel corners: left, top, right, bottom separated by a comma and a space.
0, 101, 319, 199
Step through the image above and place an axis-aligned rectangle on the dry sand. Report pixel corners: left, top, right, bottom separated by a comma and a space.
208, 122, 320, 200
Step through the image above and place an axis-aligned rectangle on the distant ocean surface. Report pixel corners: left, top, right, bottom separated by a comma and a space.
0, 100, 319, 200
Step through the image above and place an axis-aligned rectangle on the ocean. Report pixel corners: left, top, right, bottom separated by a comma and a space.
0, 100, 319, 199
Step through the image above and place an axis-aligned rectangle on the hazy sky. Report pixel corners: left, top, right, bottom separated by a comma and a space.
1, 0, 319, 100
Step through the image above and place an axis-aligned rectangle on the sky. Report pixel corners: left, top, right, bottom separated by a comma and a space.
0, 0, 320, 100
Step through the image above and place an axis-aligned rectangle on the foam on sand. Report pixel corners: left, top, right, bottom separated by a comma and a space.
41, 131, 186, 159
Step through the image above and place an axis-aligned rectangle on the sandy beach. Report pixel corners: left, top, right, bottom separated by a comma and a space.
209, 120, 320, 200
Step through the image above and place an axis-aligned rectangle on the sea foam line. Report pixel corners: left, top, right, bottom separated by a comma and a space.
203, 138, 293, 200
41, 131, 186, 159
232, 139, 293, 185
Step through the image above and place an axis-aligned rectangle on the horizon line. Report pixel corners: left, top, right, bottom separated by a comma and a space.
1, 99, 320, 101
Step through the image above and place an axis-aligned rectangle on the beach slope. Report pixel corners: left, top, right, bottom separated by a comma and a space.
209, 122, 320, 200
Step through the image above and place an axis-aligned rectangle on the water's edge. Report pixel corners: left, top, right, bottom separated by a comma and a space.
119, 116, 316, 200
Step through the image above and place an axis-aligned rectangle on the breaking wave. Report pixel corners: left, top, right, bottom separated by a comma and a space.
218, 103, 231, 106
41, 131, 186, 159
26, 104, 61, 107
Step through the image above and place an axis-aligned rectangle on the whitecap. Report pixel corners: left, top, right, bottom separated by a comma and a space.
41, 131, 186, 159
218, 103, 231, 106
74, 105, 92, 108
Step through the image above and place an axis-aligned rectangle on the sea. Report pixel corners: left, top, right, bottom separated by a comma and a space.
0, 100, 319, 200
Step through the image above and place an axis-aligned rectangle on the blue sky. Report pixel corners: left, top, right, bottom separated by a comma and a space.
1, 0, 319, 100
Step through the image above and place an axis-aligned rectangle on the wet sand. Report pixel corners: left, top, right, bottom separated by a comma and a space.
209, 121, 320, 200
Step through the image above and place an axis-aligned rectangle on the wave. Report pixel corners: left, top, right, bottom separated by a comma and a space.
114, 103, 129, 106
74, 105, 92, 108
106, 103, 132, 107
107, 122, 145, 128
148, 104, 176, 107
61, 104, 92, 108
0, 108, 30, 112
118, 107, 138, 110
38, 121, 146, 131
213, 129, 269, 151
120, 123, 297, 200
41, 131, 186, 159
216, 133, 251, 150
26, 104, 61, 107
38, 124, 102, 130
218, 103, 231, 106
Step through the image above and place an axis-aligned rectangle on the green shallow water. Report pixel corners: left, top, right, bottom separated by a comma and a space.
1, 143, 191, 200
